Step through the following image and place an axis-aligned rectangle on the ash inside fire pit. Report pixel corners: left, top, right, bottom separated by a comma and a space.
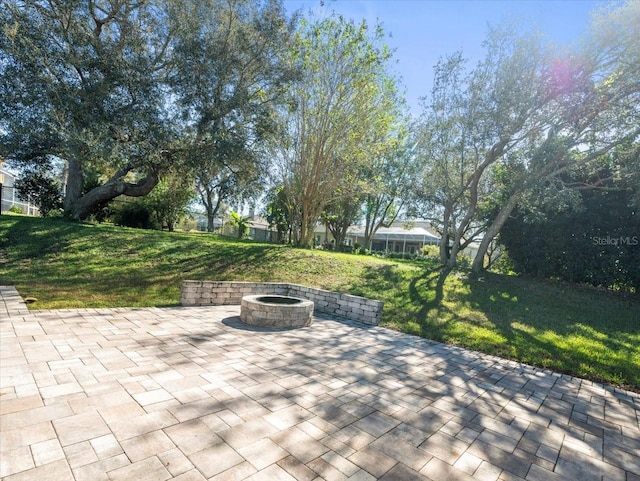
256, 296, 302, 305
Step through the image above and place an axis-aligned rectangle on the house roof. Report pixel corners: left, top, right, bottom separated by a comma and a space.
349, 225, 439, 242
313, 224, 440, 242
249, 217, 272, 229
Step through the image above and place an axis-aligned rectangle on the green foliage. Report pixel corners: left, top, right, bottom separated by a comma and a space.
0, 0, 301, 223
2, 216, 638, 389
500, 179, 640, 293
111, 200, 160, 231
488, 250, 517, 275
276, 14, 403, 247
414, 1, 640, 273
321, 195, 362, 249
109, 173, 194, 231
420, 244, 440, 259
263, 186, 292, 243
14, 168, 63, 217
228, 211, 251, 239
414, 27, 552, 267
361, 131, 417, 249
0, 0, 171, 219
8, 205, 23, 214
143, 175, 195, 232
169, 0, 297, 232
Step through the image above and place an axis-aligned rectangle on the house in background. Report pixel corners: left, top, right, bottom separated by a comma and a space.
195, 214, 223, 233
0, 165, 39, 216
214, 209, 479, 260
351, 225, 440, 254
314, 221, 441, 254
314, 220, 480, 259
248, 217, 279, 242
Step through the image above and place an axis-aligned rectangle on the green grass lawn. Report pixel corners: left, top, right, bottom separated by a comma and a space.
1, 215, 639, 391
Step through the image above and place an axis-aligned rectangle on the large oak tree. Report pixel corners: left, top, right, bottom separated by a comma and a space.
471, 1, 640, 272
1, 0, 172, 220
168, 0, 297, 232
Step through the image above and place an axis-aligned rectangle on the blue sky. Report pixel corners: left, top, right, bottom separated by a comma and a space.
284, 0, 604, 116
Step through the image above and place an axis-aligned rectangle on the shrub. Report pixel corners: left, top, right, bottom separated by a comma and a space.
456, 253, 472, 269
9, 205, 23, 214
489, 251, 517, 275
14, 169, 63, 217
111, 201, 160, 230
420, 244, 440, 259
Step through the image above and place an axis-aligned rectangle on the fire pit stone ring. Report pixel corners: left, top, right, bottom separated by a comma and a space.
240, 294, 314, 327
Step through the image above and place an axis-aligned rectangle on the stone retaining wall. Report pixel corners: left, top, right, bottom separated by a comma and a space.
180, 280, 383, 326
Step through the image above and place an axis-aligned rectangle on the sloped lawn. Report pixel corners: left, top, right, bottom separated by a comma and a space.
1, 215, 638, 390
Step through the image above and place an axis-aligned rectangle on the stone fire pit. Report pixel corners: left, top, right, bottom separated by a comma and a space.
240, 294, 314, 328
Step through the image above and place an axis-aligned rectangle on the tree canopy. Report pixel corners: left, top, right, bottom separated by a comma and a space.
0, 0, 296, 222
272, 15, 403, 247
168, 0, 297, 232
1, 0, 172, 220
413, 1, 640, 273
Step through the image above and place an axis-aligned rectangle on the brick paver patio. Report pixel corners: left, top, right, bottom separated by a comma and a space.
1, 286, 638, 480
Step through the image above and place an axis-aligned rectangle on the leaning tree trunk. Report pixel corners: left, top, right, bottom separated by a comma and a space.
471, 192, 521, 273
449, 166, 484, 269
66, 167, 159, 220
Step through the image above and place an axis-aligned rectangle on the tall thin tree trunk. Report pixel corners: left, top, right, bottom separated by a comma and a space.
440, 207, 451, 265
471, 192, 521, 273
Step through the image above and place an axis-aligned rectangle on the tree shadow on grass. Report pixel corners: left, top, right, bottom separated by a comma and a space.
350, 262, 453, 339
352, 262, 640, 389
2, 217, 292, 306
461, 273, 640, 388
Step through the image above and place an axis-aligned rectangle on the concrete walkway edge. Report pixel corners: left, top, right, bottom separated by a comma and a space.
0, 286, 29, 319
